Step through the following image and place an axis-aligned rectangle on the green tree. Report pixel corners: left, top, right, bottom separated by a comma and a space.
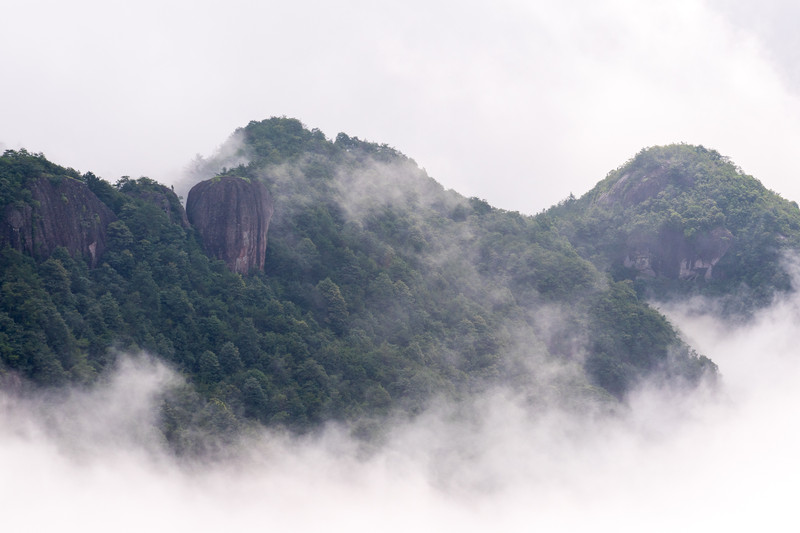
198, 350, 221, 385
316, 278, 349, 334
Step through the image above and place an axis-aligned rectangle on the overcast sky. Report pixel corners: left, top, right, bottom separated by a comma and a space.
2, 0, 800, 214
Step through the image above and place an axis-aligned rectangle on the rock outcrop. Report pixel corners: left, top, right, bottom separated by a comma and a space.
1, 177, 116, 267
586, 146, 747, 284
186, 176, 273, 274
623, 226, 733, 281
596, 166, 696, 208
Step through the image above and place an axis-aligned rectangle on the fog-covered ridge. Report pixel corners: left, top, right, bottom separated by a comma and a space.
4, 119, 800, 530
3, 282, 799, 531
10, 127, 731, 433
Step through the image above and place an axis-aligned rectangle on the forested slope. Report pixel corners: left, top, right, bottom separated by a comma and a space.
550, 144, 800, 314
0, 120, 722, 450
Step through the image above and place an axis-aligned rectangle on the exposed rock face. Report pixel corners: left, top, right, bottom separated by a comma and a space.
622, 226, 733, 281
1, 177, 116, 267
592, 150, 737, 283
597, 166, 696, 208
186, 177, 274, 274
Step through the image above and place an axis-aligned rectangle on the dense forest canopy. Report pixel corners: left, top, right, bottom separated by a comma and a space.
549, 144, 800, 313
9, 120, 796, 452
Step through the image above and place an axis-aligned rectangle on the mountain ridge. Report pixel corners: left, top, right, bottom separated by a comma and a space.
7, 120, 792, 451
549, 143, 800, 313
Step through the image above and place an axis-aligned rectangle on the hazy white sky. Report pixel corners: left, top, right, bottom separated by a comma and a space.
2, 0, 799, 214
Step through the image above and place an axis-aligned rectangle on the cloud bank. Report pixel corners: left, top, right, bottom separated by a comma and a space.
3, 280, 800, 532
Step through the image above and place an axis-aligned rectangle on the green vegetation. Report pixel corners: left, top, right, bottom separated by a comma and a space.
0, 149, 81, 207
551, 144, 800, 311
0, 127, 725, 450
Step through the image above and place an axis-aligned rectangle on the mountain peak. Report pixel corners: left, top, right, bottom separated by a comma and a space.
593, 144, 739, 209
554, 143, 800, 311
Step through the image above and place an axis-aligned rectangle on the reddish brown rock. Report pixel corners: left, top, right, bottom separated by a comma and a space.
186, 176, 274, 274
1, 177, 116, 267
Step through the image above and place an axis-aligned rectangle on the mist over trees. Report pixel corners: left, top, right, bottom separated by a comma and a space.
6, 118, 796, 451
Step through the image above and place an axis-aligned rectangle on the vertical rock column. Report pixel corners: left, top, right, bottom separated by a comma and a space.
186, 177, 274, 275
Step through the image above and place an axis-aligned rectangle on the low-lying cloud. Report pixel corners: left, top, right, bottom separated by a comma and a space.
3, 288, 800, 531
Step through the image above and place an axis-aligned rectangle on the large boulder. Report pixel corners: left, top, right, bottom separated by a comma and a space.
1, 177, 116, 267
186, 176, 274, 274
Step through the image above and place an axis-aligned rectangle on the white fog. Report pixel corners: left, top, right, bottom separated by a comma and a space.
3, 280, 800, 532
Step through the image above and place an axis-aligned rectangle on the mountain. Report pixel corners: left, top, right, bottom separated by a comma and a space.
9, 121, 793, 452
549, 144, 800, 314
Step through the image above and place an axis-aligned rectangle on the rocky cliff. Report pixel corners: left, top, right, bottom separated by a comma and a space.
1, 176, 116, 267
622, 226, 733, 281
186, 176, 274, 274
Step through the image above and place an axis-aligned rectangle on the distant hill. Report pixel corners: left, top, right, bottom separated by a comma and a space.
549, 144, 800, 314
8, 123, 784, 453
